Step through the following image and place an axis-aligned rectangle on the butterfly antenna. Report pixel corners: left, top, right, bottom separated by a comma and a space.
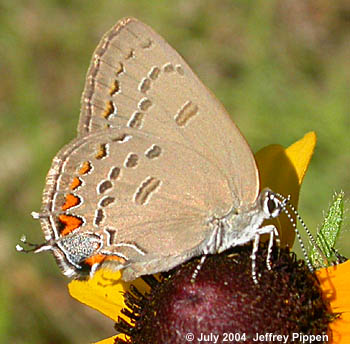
285, 197, 329, 266
281, 203, 314, 272
276, 193, 329, 270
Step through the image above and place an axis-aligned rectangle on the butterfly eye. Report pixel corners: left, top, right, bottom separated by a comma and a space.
263, 191, 282, 218
268, 198, 277, 213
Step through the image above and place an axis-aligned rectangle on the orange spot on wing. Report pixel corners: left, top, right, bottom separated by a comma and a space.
84, 254, 126, 266
70, 177, 82, 190
102, 100, 114, 119
95, 143, 107, 160
109, 80, 120, 96
84, 254, 106, 266
61, 194, 80, 211
79, 161, 91, 175
59, 214, 83, 236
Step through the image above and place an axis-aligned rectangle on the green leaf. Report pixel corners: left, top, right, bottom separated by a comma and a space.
310, 191, 344, 268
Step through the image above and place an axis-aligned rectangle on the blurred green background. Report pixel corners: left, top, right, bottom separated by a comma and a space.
1, 0, 349, 343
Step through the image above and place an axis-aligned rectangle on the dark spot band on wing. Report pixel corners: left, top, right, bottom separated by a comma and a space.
104, 228, 117, 246
134, 177, 161, 205
94, 208, 105, 226
174, 101, 199, 127
111, 133, 132, 143
115, 62, 125, 76
163, 63, 174, 73
139, 78, 151, 93
97, 180, 113, 194
124, 153, 139, 168
145, 144, 162, 159
138, 98, 152, 111
124, 49, 135, 60
109, 166, 121, 180
149, 66, 160, 80
99, 196, 115, 207
127, 112, 144, 129
140, 38, 153, 49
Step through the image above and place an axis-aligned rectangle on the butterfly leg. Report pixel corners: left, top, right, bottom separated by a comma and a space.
251, 234, 260, 284
190, 221, 225, 282
190, 255, 207, 283
266, 225, 279, 270
251, 225, 278, 284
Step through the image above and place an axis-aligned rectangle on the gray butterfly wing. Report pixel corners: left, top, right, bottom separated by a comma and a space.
41, 126, 233, 275
40, 17, 260, 278
79, 17, 259, 206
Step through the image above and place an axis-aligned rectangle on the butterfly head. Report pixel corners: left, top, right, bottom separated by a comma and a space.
259, 188, 284, 220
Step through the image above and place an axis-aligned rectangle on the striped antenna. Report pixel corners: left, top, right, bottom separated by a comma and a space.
276, 193, 329, 271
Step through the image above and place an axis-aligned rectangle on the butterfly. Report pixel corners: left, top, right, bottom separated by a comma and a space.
18, 17, 287, 283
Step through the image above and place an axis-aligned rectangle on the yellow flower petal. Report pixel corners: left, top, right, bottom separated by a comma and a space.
255, 132, 316, 246
68, 269, 150, 322
285, 131, 317, 185
317, 261, 350, 344
93, 334, 125, 344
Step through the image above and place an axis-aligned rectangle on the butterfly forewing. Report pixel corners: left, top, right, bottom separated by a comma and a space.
79, 17, 259, 206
